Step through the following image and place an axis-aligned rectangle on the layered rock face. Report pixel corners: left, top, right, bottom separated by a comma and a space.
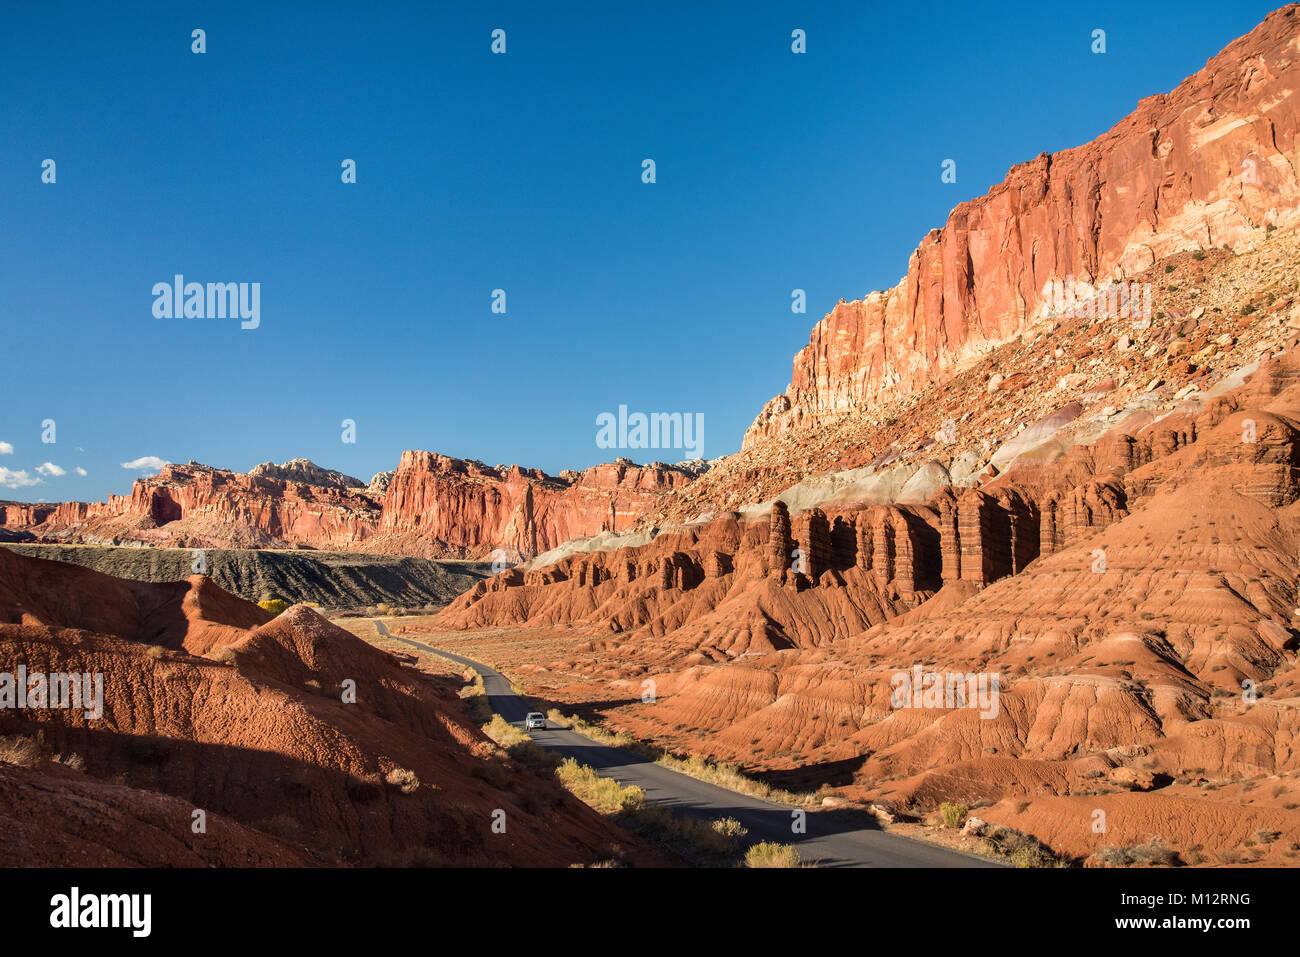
746, 5, 1300, 446
433, 349, 1300, 866
372, 452, 694, 561
440, 348, 1300, 662
23, 461, 383, 551
4, 455, 696, 561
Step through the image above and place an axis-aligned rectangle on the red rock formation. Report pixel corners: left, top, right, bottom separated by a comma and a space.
0, 548, 659, 867
2, 454, 696, 560
372, 452, 694, 561
426, 349, 1300, 866
22, 461, 383, 551
746, 5, 1300, 446
442, 349, 1300, 669
0, 503, 56, 527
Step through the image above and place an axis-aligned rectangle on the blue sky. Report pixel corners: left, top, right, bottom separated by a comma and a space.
0, 0, 1282, 501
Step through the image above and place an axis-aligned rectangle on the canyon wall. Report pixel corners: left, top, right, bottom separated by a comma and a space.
2, 454, 696, 560
371, 451, 695, 560
746, 5, 1300, 446
444, 347, 1300, 655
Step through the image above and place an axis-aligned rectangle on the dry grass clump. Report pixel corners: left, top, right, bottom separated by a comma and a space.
1097, 838, 1182, 867
939, 801, 967, 829
385, 767, 420, 794
556, 758, 644, 815
0, 734, 43, 766
0, 733, 85, 771
744, 841, 802, 868
545, 706, 810, 805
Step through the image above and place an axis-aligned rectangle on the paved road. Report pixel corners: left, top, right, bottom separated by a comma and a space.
377, 622, 1000, 868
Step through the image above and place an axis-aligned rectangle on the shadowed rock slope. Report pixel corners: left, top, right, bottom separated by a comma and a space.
0, 549, 655, 867
2, 544, 491, 612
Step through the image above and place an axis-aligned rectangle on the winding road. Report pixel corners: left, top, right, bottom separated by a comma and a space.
377, 622, 1000, 868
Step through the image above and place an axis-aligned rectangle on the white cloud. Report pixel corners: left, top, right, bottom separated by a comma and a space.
0, 468, 41, 489
121, 455, 168, 473
75, 466, 87, 476
35, 462, 66, 477
0, 442, 13, 455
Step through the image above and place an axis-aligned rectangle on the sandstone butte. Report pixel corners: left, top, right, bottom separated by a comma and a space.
0, 547, 660, 867
745, 3, 1300, 446
0, 451, 697, 562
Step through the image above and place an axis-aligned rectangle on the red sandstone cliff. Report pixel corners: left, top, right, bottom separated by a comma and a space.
2, 454, 696, 560
373, 451, 694, 561
746, 4, 1300, 446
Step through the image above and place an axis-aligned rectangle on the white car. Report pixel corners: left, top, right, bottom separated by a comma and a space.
524, 712, 546, 730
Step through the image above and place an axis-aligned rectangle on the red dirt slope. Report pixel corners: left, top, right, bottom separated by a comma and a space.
0, 548, 654, 867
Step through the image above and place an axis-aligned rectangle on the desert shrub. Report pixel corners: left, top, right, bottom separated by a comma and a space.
626, 805, 749, 857
1255, 829, 1281, 844
713, 816, 748, 840
745, 842, 802, 868
52, 752, 85, 771
385, 767, 420, 794
144, 645, 165, 661
708, 817, 749, 855
1098, 846, 1133, 866
258, 598, 289, 615
1127, 838, 1181, 866
507, 739, 559, 773
556, 758, 644, 815
998, 829, 1053, 867
478, 714, 558, 772
1011, 844, 1051, 868
482, 714, 528, 748
375, 602, 392, 616
0, 735, 42, 766
939, 801, 967, 829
